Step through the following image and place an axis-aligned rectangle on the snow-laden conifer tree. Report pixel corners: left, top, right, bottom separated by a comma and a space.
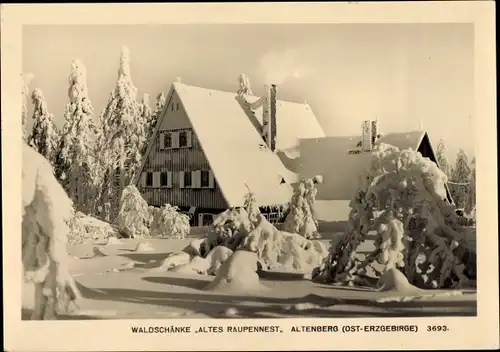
237, 73, 253, 96
22, 73, 35, 142
28, 88, 59, 166
243, 185, 260, 227
55, 60, 98, 213
97, 46, 144, 221
451, 149, 471, 209
139, 93, 153, 153
145, 92, 166, 141
435, 139, 452, 179
465, 157, 476, 216
282, 179, 320, 239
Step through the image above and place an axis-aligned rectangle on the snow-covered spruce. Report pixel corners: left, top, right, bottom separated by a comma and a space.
55, 60, 98, 213
282, 179, 321, 239
139, 93, 152, 144
435, 139, 452, 179
237, 73, 253, 96
23, 143, 80, 320
149, 204, 190, 239
450, 149, 471, 209
96, 46, 145, 221
28, 88, 59, 167
145, 92, 166, 141
312, 143, 476, 289
116, 185, 150, 238
244, 186, 261, 227
465, 157, 476, 217
22, 73, 35, 142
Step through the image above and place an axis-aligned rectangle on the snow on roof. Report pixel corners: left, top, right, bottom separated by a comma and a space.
173, 82, 297, 207
243, 95, 325, 151
298, 131, 427, 201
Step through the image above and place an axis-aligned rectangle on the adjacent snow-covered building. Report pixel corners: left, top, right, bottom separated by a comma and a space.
134, 82, 325, 226
297, 125, 454, 228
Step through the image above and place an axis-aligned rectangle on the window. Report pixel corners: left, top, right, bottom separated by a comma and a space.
184, 171, 192, 187
179, 131, 188, 148
201, 170, 210, 188
146, 172, 153, 187
171, 103, 174, 111
176, 103, 180, 111
164, 133, 172, 149
160, 172, 169, 187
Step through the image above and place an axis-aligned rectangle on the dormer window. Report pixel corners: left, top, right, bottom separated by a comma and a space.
280, 177, 286, 185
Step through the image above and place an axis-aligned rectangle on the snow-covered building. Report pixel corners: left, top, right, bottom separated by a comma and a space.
298, 127, 454, 228
134, 82, 325, 226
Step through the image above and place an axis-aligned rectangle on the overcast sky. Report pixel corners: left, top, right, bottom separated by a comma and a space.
23, 23, 475, 161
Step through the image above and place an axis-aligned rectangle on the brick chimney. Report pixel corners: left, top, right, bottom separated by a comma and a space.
371, 117, 380, 145
262, 84, 278, 151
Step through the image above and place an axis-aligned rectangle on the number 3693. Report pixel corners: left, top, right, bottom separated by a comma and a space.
427, 325, 449, 332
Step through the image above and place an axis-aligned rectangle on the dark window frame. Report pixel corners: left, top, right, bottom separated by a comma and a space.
164, 132, 172, 149
146, 172, 153, 187
201, 170, 210, 188
184, 171, 192, 187
179, 130, 188, 148
160, 172, 169, 187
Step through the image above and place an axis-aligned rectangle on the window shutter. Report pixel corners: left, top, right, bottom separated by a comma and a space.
187, 130, 193, 148
159, 132, 165, 149
167, 171, 173, 188
208, 170, 215, 189
193, 170, 201, 189
153, 172, 160, 187
179, 171, 185, 188
141, 172, 147, 187
172, 132, 180, 148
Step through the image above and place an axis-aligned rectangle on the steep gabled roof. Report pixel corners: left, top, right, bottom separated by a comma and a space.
136, 82, 312, 208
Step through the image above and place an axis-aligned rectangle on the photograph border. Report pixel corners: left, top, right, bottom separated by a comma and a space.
2, 2, 498, 351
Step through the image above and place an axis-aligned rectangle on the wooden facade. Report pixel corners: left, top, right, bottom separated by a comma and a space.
138, 90, 228, 212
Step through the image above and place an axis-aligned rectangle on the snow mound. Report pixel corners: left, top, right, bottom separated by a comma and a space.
206, 246, 234, 276
171, 256, 209, 275
92, 247, 107, 257
204, 250, 268, 293
150, 252, 191, 272
376, 268, 423, 294
135, 242, 154, 252
106, 237, 124, 245
375, 268, 464, 302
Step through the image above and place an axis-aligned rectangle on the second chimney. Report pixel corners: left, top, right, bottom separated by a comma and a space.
361, 120, 372, 152
262, 84, 278, 151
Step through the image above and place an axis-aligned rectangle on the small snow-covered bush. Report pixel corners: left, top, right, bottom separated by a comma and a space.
116, 185, 150, 238
67, 211, 117, 246
282, 179, 320, 239
150, 204, 190, 239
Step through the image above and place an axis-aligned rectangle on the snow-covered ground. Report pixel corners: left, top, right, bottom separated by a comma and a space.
22, 227, 477, 320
